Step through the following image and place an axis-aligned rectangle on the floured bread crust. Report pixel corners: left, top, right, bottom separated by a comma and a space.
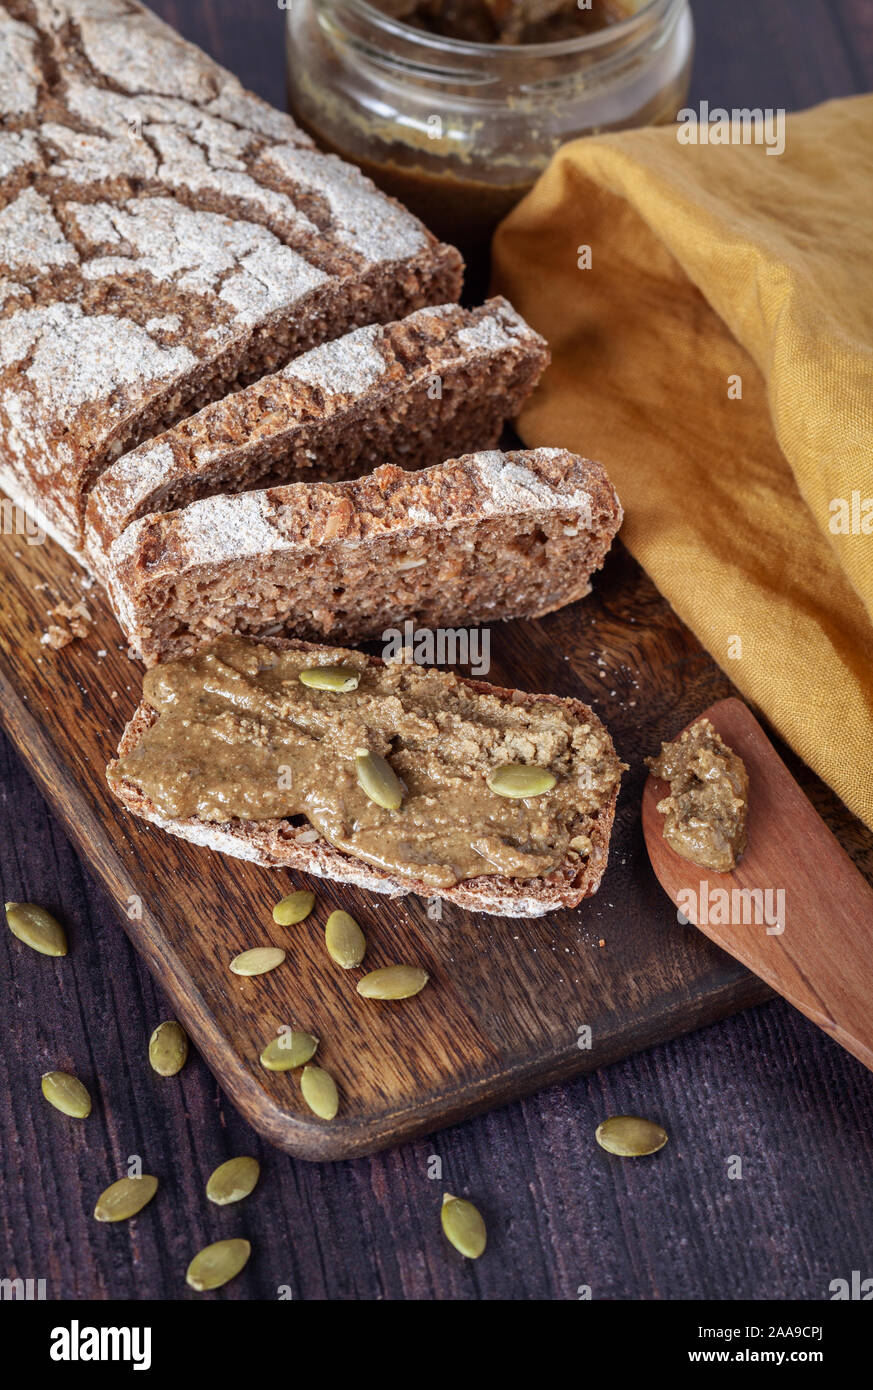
103, 446, 623, 665
84, 297, 549, 566
0, 0, 462, 550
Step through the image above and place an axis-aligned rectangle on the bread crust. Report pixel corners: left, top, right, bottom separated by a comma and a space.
0, 0, 462, 550
84, 297, 549, 565
107, 638, 620, 917
103, 446, 623, 665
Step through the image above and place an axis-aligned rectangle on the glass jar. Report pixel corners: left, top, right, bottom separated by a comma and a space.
286, 0, 693, 279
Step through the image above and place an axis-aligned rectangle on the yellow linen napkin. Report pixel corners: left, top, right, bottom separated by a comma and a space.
492, 95, 873, 829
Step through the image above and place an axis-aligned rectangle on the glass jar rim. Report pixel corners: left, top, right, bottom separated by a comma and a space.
329, 0, 675, 58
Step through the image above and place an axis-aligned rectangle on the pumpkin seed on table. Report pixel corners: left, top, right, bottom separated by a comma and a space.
5, 901, 67, 957
355, 748, 403, 811
186, 1238, 251, 1292
300, 1064, 339, 1121
486, 764, 557, 799
259, 1030, 319, 1071
148, 1020, 188, 1076
299, 665, 360, 692
272, 890, 316, 926
356, 965, 429, 1000
595, 1115, 668, 1157
441, 1194, 487, 1260
325, 910, 366, 969
230, 946, 286, 977
41, 1070, 91, 1119
206, 1156, 260, 1206
94, 1175, 158, 1223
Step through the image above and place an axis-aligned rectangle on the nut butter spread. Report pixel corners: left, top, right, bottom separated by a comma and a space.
379, 1, 625, 45
111, 637, 621, 892
646, 719, 748, 874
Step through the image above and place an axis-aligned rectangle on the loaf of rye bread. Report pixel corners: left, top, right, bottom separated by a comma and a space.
0, 0, 462, 552
84, 298, 549, 569
103, 447, 623, 665
107, 638, 621, 917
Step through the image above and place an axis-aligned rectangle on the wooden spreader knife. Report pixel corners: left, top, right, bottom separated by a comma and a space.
642, 698, 873, 1073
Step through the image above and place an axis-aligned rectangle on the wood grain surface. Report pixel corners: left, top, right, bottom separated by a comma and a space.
1, 0, 872, 1300
0, 516, 782, 1162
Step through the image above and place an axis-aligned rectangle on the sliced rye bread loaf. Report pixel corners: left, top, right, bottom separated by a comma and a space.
84, 298, 549, 569
107, 637, 621, 917
104, 447, 623, 665
0, 0, 462, 552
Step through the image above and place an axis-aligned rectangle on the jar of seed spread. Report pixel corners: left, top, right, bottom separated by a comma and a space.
286, 0, 693, 281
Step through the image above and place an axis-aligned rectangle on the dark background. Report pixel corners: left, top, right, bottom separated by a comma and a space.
2, 0, 872, 1301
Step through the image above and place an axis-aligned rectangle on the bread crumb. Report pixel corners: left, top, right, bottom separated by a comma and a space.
41, 600, 91, 649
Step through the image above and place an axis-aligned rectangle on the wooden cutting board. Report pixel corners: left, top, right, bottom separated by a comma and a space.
2, 519, 871, 1159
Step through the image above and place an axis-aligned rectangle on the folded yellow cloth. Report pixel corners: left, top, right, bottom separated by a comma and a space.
493, 95, 873, 829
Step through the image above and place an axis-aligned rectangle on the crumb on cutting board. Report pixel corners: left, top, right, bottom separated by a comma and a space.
41, 600, 91, 649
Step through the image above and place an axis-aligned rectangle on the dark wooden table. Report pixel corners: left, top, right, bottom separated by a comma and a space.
2, 0, 872, 1301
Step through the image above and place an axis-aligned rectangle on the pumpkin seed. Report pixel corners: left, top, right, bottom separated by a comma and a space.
94, 1174, 158, 1222
356, 965, 428, 1000
299, 665, 360, 693
229, 947, 286, 977
148, 1020, 188, 1077
486, 764, 557, 798
206, 1156, 260, 1206
325, 910, 366, 969
41, 1070, 91, 1118
186, 1238, 251, 1292
595, 1115, 668, 1157
355, 749, 403, 811
272, 890, 316, 926
259, 1030, 318, 1071
300, 1064, 339, 1120
441, 1193, 487, 1259
5, 901, 67, 957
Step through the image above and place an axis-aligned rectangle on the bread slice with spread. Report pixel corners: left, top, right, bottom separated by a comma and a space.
107, 635, 623, 917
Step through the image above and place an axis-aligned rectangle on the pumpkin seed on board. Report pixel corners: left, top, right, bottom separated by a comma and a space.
229, 947, 286, 977
206, 1157, 260, 1206
595, 1115, 668, 1157
324, 910, 366, 969
441, 1194, 487, 1259
356, 965, 428, 1000
148, 1020, 189, 1077
272, 890, 316, 926
355, 749, 403, 811
299, 665, 360, 693
5, 901, 67, 956
300, 1064, 339, 1120
94, 1175, 158, 1223
259, 1030, 319, 1071
186, 1238, 251, 1292
41, 1070, 91, 1119
486, 764, 557, 799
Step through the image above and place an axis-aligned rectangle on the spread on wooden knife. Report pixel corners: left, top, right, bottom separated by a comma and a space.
646, 719, 748, 873
109, 637, 621, 892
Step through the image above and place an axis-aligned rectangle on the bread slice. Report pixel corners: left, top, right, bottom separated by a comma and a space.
107, 637, 621, 917
84, 298, 548, 569
103, 447, 623, 665
0, 0, 462, 552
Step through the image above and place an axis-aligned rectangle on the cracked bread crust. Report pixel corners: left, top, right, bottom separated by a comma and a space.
0, 0, 463, 549
103, 446, 623, 665
107, 637, 620, 917
84, 297, 549, 566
